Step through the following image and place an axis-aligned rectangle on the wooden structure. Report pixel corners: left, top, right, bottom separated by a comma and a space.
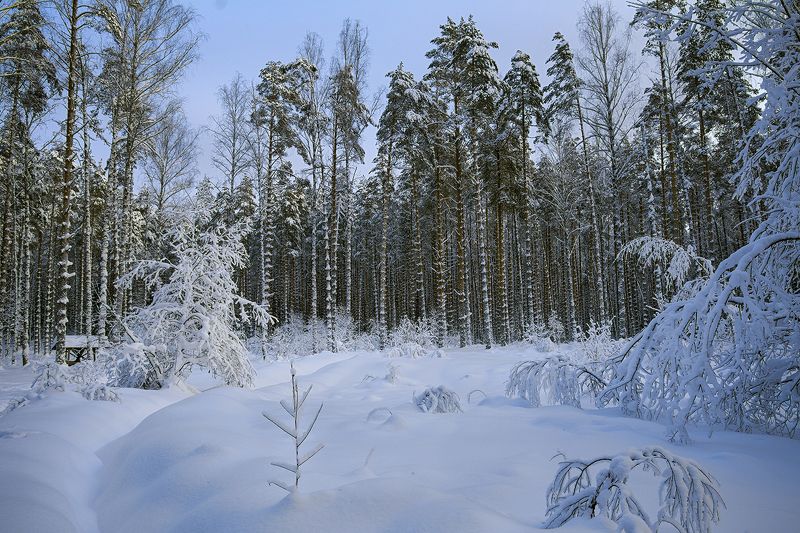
52, 335, 109, 366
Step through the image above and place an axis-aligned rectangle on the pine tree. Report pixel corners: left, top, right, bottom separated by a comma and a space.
254, 60, 306, 336
426, 18, 471, 346
459, 18, 503, 349
502, 50, 544, 334
375, 64, 415, 347
0, 0, 56, 363
53, 0, 82, 363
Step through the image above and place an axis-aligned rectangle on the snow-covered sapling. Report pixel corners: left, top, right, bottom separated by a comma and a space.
384, 363, 399, 383
68, 360, 120, 401
576, 320, 621, 362
522, 321, 557, 352
414, 386, 462, 413
31, 361, 69, 393
544, 447, 723, 532
118, 215, 273, 389
263, 364, 324, 492
507, 357, 605, 408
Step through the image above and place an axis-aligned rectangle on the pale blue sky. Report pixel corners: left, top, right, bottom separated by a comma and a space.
177, 0, 641, 183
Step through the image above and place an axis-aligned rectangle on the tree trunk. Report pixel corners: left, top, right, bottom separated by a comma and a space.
378, 150, 390, 349
54, 0, 80, 363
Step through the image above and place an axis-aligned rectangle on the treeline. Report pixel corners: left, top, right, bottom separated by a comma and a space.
0, 0, 761, 362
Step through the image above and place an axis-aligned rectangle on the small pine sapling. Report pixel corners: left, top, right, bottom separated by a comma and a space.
384, 363, 399, 383
544, 447, 723, 532
414, 386, 462, 413
263, 364, 324, 492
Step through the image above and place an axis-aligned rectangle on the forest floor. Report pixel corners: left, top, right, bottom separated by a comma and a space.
0, 344, 798, 532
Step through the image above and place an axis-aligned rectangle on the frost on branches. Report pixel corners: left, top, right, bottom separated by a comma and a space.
621, 236, 712, 303
601, 0, 800, 441
117, 215, 273, 388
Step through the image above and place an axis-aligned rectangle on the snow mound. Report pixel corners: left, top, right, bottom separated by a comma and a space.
93, 386, 527, 532
181, 478, 530, 533
95, 388, 271, 533
0, 384, 186, 533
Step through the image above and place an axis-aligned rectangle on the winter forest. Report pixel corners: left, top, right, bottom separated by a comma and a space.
0, 0, 798, 531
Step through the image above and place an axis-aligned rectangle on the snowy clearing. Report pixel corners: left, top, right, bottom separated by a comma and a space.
1, 344, 798, 533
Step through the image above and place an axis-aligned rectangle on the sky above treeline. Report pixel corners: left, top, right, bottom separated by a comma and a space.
178, 0, 641, 187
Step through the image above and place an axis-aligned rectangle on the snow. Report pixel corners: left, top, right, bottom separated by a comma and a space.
1, 344, 799, 532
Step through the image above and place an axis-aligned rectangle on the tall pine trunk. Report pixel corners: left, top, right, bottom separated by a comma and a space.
81, 63, 93, 337
378, 150, 391, 349
475, 177, 492, 349
54, 0, 80, 363
326, 119, 339, 351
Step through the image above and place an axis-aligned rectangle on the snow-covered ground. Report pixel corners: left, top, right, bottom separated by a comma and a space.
1, 344, 798, 532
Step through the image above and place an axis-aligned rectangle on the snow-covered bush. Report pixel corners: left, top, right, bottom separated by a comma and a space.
544, 447, 723, 532
523, 322, 557, 352
265, 316, 321, 359
0, 395, 33, 417
117, 215, 273, 388
262, 365, 324, 492
507, 357, 606, 408
414, 386, 462, 413
31, 361, 69, 392
386, 342, 428, 359
266, 314, 379, 358
29, 360, 118, 402
385, 318, 443, 358
547, 316, 565, 343
388, 317, 437, 348
576, 320, 623, 362
334, 313, 380, 352
69, 360, 120, 401
600, 0, 800, 441
0, 360, 117, 417
103, 343, 160, 389
621, 236, 712, 302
